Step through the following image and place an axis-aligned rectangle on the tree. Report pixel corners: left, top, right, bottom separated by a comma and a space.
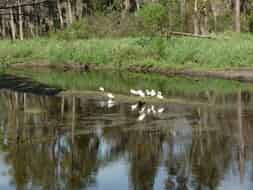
138, 3, 168, 35
235, 0, 241, 32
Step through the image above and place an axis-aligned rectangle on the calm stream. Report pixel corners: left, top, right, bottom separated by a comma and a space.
0, 69, 252, 190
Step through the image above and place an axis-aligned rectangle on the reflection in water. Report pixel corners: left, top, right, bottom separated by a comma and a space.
0, 86, 253, 190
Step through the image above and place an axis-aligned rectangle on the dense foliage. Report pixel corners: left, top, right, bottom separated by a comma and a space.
137, 3, 168, 35
0, 0, 252, 40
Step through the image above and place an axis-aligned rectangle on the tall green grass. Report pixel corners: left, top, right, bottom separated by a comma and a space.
1, 33, 253, 69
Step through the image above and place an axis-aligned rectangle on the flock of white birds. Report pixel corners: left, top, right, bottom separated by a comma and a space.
98, 87, 165, 121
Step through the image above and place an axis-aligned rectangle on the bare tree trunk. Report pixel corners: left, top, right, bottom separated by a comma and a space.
24, 6, 34, 37
135, 0, 140, 11
75, 0, 83, 20
28, 22, 35, 37
35, 4, 41, 36
9, 8, 16, 40
180, 0, 186, 32
67, 0, 73, 25
210, 0, 217, 32
122, 0, 131, 18
203, 13, 208, 34
235, 0, 240, 32
193, 0, 199, 35
18, 0, 24, 40
200, 0, 208, 35
1, 15, 6, 38
57, 0, 64, 28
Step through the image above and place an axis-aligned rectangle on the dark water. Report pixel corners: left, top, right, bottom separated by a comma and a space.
0, 72, 252, 190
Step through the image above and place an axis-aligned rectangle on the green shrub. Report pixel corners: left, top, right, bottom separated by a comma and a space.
52, 13, 143, 40
53, 19, 89, 40
249, 15, 253, 33
138, 3, 168, 35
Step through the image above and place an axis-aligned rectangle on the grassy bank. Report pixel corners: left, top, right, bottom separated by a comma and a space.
1, 33, 253, 70
9, 68, 253, 96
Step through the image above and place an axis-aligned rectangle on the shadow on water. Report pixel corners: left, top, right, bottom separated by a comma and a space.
0, 69, 252, 190
0, 73, 62, 96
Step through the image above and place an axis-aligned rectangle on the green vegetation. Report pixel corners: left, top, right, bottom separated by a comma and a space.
0, 2, 252, 72
52, 14, 142, 40
9, 69, 253, 96
249, 14, 253, 33
0, 1, 252, 73
1, 33, 253, 70
138, 3, 169, 35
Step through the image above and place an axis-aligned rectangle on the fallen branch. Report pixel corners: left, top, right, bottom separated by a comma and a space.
168, 31, 215, 39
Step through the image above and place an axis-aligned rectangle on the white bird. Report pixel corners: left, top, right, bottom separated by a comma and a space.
145, 89, 151, 96
99, 87, 105, 92
151, 105, 156, 114
138, 113, 146, 121
157, 94, 164, 99
150, 89, 156, 97
107, 99, 115, 108
107, 93, 115, 99
139, 106, 146, 114
147, 107, 152, 114
108, 99, 114, 104
157, 91, 164, 99
130, 89, 145, 97
130, 89, 139, 96
158, 107, 165, 113
108, 104, 114, 108
131, 103, 138, 111
137, 90, 145, 97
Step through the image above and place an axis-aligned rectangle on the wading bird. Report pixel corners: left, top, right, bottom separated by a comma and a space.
147, 107, 152, 114
157, 91, 164, 99
158, 107, 165, 113
107, 99, 115, 108
139, 106, 146, 114
99, 87, 105, 92
138, 113, 146, 121
131, 101, 145, 111
150, 89, 156, 97
145, 89, 151, 96
107, 93, 115, 99
131, 103, 138, 111
151, 105, 156, 114
137, 90, 145, 97
130, 89, 145, 97
130, 89, 139, 96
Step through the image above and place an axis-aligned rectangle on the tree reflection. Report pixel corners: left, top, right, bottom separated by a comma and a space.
0, 89, 252, 190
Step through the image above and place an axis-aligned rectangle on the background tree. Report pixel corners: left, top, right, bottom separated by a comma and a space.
235, 0, 241, 32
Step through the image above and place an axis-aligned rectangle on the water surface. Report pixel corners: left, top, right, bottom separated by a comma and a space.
0, 69, 252, 190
